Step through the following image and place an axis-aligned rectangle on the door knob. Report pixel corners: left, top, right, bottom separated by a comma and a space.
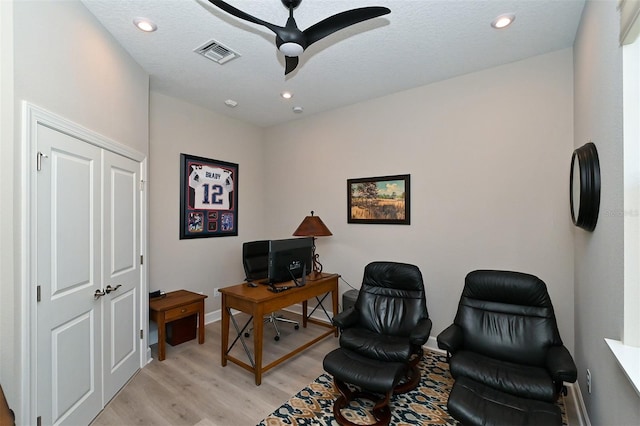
105, 284, 122, 294
94, 289, 106, 299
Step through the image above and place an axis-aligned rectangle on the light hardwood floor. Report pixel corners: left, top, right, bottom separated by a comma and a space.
91, 312, 340, 426
92, 312, 581, 426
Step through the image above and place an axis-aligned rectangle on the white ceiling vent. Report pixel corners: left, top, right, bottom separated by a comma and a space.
194, 40, 240, 65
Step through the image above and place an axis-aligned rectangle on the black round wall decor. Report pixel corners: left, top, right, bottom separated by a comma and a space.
570, 142, 601, 231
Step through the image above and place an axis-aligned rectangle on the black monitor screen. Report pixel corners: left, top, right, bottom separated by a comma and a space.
268, 237, 313, 284
242, 240, 269, 281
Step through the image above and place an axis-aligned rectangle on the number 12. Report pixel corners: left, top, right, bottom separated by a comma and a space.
202, 184, 223, 205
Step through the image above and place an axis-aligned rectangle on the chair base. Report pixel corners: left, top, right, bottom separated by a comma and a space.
323, 348, 406, 426
333, 379, 392, 426
392, 364, 420, 394
447, 376, 562, 426
244, 312, 299, 341
393, 348, 423, 394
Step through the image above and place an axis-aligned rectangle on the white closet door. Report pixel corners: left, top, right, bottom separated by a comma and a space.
102, 150, 140, 403
36, 124, 103, 426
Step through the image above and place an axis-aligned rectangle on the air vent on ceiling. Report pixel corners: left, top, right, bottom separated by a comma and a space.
194, 40, 240, 65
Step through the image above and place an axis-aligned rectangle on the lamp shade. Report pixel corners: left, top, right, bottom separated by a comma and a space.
293, 211, 332, 237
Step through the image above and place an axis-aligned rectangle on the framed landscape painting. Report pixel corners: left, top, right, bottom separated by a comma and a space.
179, 153, 238, 239
347, 174, 410, 225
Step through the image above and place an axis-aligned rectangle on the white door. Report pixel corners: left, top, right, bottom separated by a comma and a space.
36, 124, 141, 425
36, 124, 103, 426
102, 150, 140, 402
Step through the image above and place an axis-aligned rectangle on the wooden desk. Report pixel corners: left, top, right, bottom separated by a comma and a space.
0, 383, 15, 426
149, 290, 208, 361
220, 273, 339, 385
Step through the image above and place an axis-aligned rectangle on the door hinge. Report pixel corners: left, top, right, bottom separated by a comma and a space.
139, 179, 145, 191
140, 329, 144, 339
140, 255, 143, 265
36, 151, 48, 171
37, 285, 41, 302
37, 416, 42, 426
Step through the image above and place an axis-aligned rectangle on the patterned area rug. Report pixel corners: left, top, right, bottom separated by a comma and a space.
257, 350, 567, 426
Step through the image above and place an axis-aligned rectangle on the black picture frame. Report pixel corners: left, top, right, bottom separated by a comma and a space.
179, 153, 238, 239
347, 174, 410, 225
570, 142, 600, 232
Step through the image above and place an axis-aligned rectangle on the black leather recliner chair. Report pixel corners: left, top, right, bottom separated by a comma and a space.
323, 261, 432, 425
332, 261, 432, 391
437, 270, 577, 425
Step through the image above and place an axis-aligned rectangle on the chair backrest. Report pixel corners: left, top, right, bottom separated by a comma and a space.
354, 261, 429, 336
455, 270, 563, 366
242, 240, 269, 281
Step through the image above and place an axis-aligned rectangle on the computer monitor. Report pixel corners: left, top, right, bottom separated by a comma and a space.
267, 237, 313, 284
242, 240, 269, 281
242, 238, 313, 285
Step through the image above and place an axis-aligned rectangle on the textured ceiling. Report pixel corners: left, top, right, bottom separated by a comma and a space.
82, 0, 585, 128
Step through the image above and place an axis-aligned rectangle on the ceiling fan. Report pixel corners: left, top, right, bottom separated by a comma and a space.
207, 0, 391, 75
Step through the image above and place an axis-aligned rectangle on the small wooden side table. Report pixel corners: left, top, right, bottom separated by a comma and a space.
149, 290, 208, 361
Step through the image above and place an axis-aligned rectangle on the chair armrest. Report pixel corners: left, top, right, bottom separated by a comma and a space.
332, 307, 359, 329
437, 324, 463, 354
546, 345, 578, 383
410, 317, 433, 345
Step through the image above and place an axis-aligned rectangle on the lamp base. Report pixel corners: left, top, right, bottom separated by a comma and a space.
307, 270, 324, 281
308, 250, 324, 281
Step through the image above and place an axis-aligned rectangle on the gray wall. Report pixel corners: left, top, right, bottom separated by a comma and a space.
264, 49, 576, 346
145, 48, 577, 356
148, 92, 264, 312
573, 0, 640, 424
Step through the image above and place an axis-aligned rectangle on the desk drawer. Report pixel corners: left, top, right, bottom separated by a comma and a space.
165, 302, 200, 321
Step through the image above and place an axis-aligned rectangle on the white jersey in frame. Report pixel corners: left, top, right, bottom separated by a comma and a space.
188, 164, 234, 210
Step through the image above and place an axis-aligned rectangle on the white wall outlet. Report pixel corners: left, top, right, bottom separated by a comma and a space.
213, 287, 220, 297
586, 368, 592, 394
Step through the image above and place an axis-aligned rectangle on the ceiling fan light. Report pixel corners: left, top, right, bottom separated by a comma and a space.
279, 42, 304, 57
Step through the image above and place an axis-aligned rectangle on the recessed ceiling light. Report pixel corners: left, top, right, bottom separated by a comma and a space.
491, 13, 515, 29
281, 91, 293, 100
133, 18, 157, 32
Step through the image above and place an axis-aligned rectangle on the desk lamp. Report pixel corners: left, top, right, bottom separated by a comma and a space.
293, 211, 332, 279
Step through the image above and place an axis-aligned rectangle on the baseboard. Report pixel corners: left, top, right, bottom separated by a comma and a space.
569, 382, 591, 426
205, 309, 221, 325
425, 336, 444, 353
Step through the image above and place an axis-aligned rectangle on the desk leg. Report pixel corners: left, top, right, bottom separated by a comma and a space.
302, 300, 308, 328
221, 294, 229, 366
332, 282, 339, 337
198, 301, 206, 344
157, 315, 166, 361
253, 305, 264, 385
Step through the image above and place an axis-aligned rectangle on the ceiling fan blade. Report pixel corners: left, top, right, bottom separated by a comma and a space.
284, 56, 299, 75
303, 6, 390, 47
207, 0, 284, 37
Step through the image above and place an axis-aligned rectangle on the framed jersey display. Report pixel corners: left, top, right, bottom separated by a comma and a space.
180, 153, 238, 239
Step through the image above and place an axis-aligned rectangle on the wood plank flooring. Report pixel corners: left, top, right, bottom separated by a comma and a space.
91, 312, 339, 426
92, 312, 581, 426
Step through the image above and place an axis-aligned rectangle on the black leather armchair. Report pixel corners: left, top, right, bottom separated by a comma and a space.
438, 270, 577, 425
331, 261, 432, 392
